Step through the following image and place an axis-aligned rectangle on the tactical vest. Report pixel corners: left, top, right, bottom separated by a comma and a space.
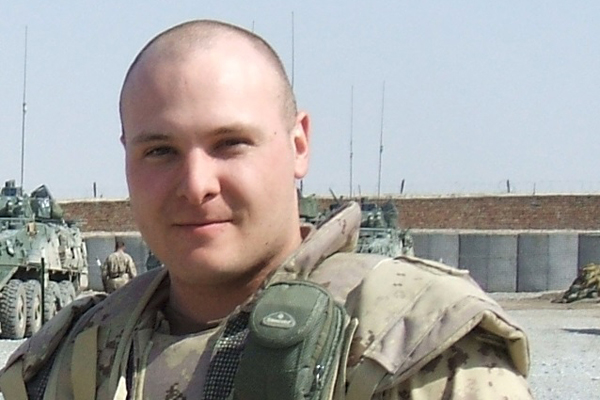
0, 202, 530, 400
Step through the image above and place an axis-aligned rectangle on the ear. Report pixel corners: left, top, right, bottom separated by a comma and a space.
291, 111, 310, 179
120, 133, 126, 147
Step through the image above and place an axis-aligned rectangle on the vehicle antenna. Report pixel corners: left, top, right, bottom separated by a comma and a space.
349, 85, 354, 197
377, 81, 385, 197
20, 26, 28, 188
291, 11, 295, 89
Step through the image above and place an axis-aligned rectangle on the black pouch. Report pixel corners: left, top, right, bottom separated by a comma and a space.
232, 280, 348, 400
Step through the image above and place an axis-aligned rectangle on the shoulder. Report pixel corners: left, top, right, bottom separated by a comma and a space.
311, 253, 530, 384
311, 253, 479, 308
83, 267, 166, 327
1, 293, 106, 382
391, 328, 533, 399
1, 268, 167, 383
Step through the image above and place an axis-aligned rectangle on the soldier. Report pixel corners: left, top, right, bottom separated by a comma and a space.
0, 20, 533, 399
100, 239, 137, 293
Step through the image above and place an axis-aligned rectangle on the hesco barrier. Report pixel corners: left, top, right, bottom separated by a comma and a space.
516, 234, 578, 292
459, 234, 518, 292
412, 233, 459, 267
81, 230, 600, 293
577, 234, 600, 267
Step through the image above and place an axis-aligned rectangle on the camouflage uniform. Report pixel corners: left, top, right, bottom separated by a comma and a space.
101, 248, 137, 293
0, 203, 532, 399
556, 263, 600, 303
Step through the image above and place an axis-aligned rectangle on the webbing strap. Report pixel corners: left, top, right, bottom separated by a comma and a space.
0, 359, 28, 400
345, 359, 387, 400
71, 326, 99, 400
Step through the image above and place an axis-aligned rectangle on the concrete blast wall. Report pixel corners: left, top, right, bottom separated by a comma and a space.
578, 234, 600, 267
516, 234, 578, 292
84, 235, 115, 291
412, 231, 583, 292
82, 231, 592, 293
412, 233, 459, 267
459, 235, 517, 292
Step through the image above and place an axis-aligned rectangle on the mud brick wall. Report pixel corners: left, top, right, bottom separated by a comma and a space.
60, 199, 138, 232
396, 195, 600, 230
320, 194, 600, 231
59, 194, 600, 232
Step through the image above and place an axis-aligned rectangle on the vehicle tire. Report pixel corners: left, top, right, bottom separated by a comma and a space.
0, 279, 27, 339
43, 281, 60, 324
24, 280, 42, 337
59, 281, 76, 305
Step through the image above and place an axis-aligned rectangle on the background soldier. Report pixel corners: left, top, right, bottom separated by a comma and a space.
101, 239, 137, 293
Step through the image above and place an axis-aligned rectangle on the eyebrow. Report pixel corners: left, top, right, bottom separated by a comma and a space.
126, 123, 265, 146
212, 123, 262, 136
127, 132, 171, 146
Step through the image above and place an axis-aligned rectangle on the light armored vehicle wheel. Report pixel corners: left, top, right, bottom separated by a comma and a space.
0, 279, 27, 339
43, 281, 61, 324
59, 280, 76, 304
24, 280, 42, 337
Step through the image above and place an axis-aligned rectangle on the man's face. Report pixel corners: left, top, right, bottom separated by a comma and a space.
120, 38, 309, 287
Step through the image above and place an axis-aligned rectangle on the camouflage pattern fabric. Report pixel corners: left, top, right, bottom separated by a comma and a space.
555, 263, 600, 303
391, 328, 532, 399
0, 202, 532, 399
101, 249, 138, 293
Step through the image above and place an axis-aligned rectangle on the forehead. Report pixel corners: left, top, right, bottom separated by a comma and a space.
125, 35, 282, 100
120, 37, 286, 135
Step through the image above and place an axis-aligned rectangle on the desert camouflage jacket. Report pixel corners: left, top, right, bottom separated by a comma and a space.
101, 249, 137, 281
0, 202, 532, 399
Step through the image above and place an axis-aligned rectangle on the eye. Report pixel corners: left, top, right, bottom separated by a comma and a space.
143, 145, 177, 158
219, 138, 249, 148
213, 137, 252, 154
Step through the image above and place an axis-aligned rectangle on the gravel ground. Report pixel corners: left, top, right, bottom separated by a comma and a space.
0, 292, 597, 399
493, 292, 600, 399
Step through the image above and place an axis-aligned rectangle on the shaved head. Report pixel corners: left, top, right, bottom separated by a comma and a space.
120, 20, 297, 128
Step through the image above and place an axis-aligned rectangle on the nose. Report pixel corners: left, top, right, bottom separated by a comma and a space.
175, 149, 220, 204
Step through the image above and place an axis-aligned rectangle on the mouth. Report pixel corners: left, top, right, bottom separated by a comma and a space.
173, 219, 232, 232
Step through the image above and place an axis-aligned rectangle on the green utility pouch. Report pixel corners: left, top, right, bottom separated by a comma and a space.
233, 280, 349, 400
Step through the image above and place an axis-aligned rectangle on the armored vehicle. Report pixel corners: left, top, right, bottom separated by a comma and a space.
356, 198, 414, 258
298, 189, 324, 225
0, 180, 88, 339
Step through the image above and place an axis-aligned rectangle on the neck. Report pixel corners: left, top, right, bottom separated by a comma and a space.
166, 245, 300, 335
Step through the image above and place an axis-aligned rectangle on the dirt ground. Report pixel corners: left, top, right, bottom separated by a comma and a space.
496, 291, 600, 310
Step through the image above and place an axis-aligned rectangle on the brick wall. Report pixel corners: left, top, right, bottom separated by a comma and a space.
59, 194, 600, 232
60, 199, 138, 232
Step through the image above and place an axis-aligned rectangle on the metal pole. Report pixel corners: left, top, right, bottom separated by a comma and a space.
377, 81, 385, 197
20, 26, 28, 188
291, 11, 295, 90
349, 85, 354, 197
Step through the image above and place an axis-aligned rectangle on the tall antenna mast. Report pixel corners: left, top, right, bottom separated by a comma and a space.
377, 81, 385, 197
349, 85, 354, 197
20, 26, 29, 188
291, 11, 295, 89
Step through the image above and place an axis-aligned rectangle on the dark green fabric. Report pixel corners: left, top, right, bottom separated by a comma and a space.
233, 281, 347, 400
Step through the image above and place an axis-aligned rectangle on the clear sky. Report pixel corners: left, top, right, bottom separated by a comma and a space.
1, 1, 598, 199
